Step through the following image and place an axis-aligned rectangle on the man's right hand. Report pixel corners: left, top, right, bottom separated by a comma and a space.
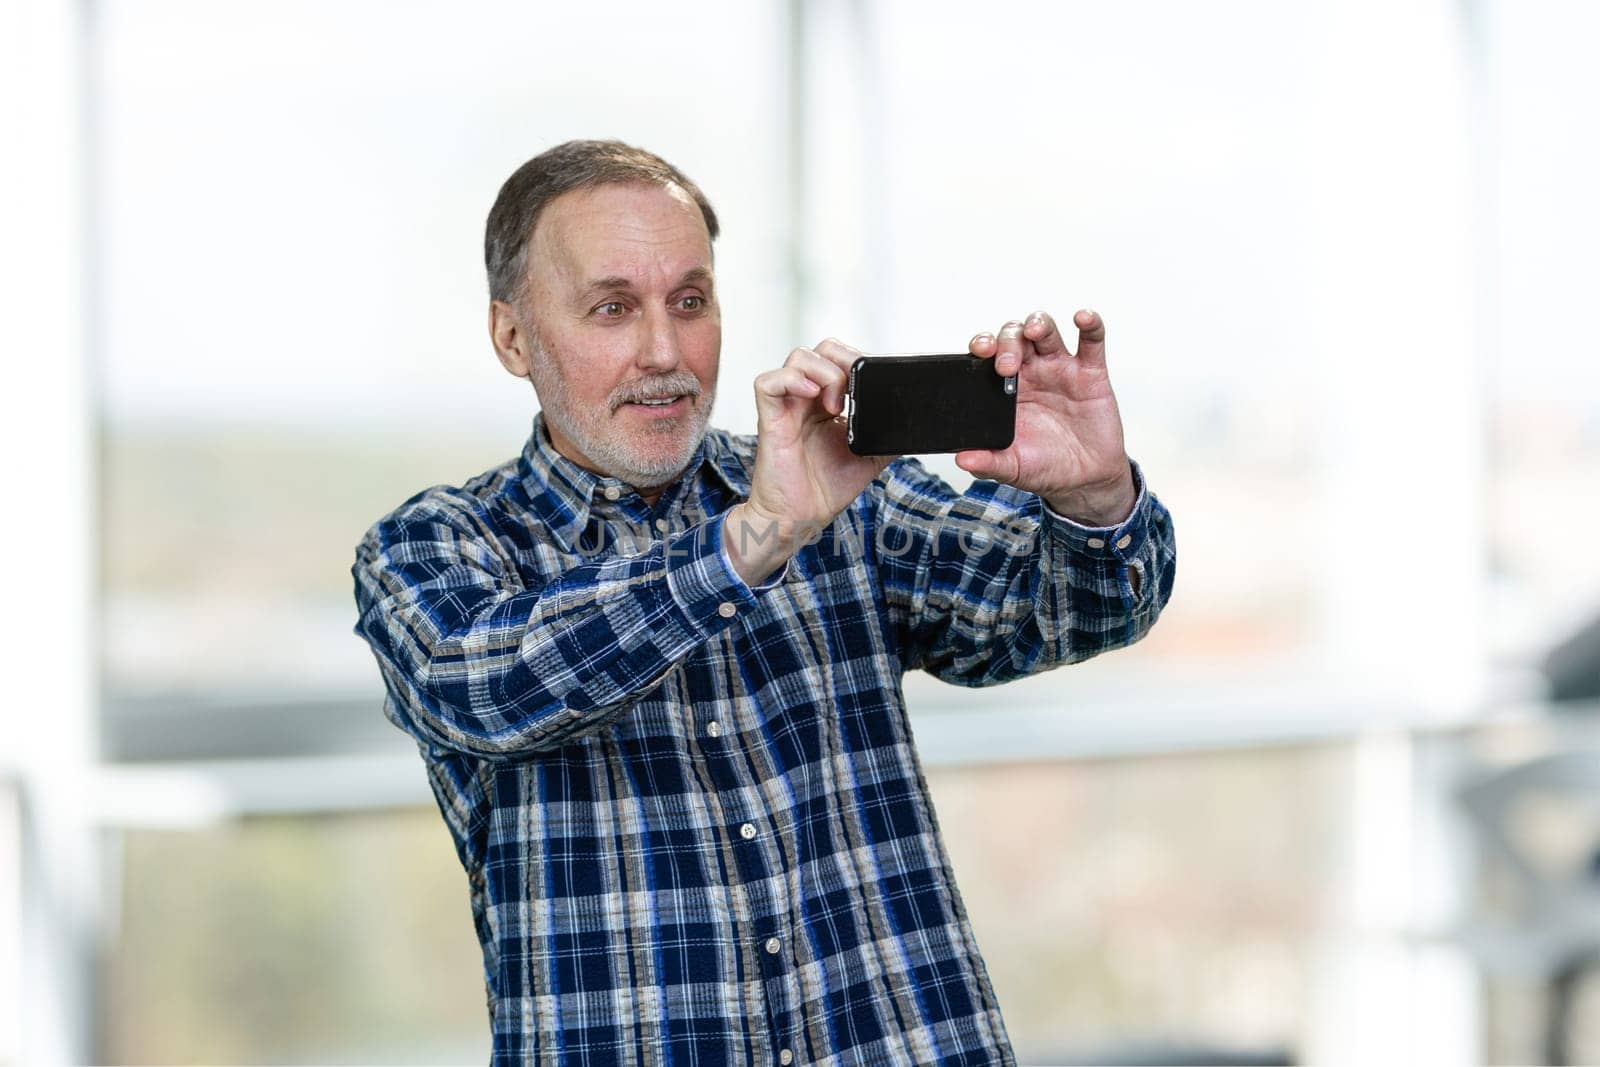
722, 339, 895, 585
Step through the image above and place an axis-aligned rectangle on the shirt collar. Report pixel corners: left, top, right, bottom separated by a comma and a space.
517, 412, 750, 552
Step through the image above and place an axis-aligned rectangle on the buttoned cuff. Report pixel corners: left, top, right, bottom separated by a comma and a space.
1041, 458, 1154, 564
662, 510, 789, 637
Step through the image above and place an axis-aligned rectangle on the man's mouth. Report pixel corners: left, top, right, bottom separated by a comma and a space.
611, 372, 703, 415
621, 394, 692, 414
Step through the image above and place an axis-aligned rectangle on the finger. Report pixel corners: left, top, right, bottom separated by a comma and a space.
1023, 310, 1068, 357
810, 338, 864, 414
968, 332, 997, 358
784, 346, 850, 415
953, 446, 1021, 484
752, 366, 823, 413
993, 320, 1027, 377
1072, 308, 1107, 365
811, 337, 864, 376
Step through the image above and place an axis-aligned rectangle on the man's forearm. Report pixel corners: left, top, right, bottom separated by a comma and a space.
354, 506, 769, 760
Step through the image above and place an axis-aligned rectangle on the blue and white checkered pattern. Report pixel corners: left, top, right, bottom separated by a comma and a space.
352, 414, 1176, 1067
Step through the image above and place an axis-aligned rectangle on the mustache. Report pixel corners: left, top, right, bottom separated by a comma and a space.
608, 372, 704, 412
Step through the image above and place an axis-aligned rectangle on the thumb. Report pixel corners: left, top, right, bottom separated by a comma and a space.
954, 447, 1020, 484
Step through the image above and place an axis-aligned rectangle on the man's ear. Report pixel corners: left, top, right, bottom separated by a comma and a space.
489, 299, 532, 379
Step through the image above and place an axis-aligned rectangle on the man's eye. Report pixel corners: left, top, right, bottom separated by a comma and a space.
679, 295, 704, 311
595, 301, 625, 317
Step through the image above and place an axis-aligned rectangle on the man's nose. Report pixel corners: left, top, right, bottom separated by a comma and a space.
636, 309, 682, 372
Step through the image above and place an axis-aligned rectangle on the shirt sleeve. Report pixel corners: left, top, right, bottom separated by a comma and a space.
863, 456, 1177, 686
350, 492, 782, 760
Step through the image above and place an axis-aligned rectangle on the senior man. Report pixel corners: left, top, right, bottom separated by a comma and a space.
352, 139, 1176, 1067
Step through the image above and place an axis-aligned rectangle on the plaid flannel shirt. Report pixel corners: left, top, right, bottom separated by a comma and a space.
351, 414, 1176, 1067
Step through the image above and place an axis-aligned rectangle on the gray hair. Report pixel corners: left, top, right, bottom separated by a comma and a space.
484, 139, 721, 304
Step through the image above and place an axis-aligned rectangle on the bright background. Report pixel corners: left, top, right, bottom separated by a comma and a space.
5, 0, 1600, 1063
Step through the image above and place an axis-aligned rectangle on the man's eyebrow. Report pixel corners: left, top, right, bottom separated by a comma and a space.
580, 275, 636, 297
577, 268, 714, 298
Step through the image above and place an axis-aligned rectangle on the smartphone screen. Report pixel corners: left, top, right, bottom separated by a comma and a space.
847, 353, 1016, 455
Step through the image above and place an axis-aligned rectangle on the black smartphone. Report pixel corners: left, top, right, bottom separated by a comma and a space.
846, 353, 1017, 456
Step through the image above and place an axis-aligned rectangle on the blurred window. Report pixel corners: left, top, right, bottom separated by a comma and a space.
105, 810, 489, 1064
1484, 0, 1600, 668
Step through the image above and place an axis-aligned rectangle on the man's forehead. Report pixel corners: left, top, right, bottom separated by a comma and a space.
532, 182, 712, 289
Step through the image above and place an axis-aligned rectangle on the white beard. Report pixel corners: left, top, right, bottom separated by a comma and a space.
526, 327, 715, 488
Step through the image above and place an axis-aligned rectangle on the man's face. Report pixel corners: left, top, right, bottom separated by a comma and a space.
503, 181, 720, 490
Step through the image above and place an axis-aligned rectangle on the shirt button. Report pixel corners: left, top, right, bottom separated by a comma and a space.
601, 484, 621, 502
706, 720, 722, 738
717, 601, 737, 618
739, 822, 756, 840
1115, 534, 1132, 550
779, 1051, 794, 1066
764, 937, 781, 955
1086, 537, 1106, 549
654, 518, 669, 532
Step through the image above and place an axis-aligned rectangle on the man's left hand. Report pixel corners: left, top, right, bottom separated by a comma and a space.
958, 309, 1137, 527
